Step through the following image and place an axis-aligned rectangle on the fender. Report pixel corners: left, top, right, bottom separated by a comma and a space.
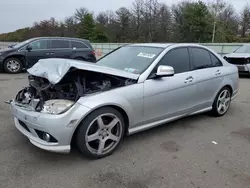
77, 83, 144, 127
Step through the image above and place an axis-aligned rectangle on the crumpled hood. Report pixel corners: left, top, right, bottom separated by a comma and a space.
27, 58, 139, 84
224, 53, 250, 58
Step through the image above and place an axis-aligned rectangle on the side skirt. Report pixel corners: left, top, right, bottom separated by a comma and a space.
128, 107, 212, 135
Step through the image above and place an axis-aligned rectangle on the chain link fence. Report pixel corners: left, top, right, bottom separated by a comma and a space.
0, 42, 16, 49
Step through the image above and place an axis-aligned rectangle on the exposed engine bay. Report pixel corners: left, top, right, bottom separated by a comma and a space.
15, 68, 136, 111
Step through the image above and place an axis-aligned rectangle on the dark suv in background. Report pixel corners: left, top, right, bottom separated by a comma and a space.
0, 37, 96, 73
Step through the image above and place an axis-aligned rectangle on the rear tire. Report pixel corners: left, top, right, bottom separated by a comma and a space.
76, 107, 125, 159
3, 57, 23, 73
74, 57, 84, 61
211, 87, 231, 117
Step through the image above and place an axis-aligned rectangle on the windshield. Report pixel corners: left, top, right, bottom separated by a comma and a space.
97, 46, 164, 74
234, 45, 250, 53
13, 39, 32, 49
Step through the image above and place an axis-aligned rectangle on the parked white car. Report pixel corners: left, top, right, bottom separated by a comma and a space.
224, 44, 250, 75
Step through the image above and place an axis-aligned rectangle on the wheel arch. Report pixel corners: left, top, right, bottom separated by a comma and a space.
74, 56, 85, 61
2, 55, 26, 69
70, 104, 130, 145
223, 84, 233, 95
213, 84, 233, 102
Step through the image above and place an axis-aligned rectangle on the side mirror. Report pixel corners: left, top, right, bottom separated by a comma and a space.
26, 45, 32, 51
156, 65, 174, 77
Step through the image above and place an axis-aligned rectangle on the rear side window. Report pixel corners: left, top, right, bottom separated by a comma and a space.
210, 53, 223, 67
158, 48, 190, 74
51, 40, 70, 49
71, 41, 88, 49
190, 47, 212, 70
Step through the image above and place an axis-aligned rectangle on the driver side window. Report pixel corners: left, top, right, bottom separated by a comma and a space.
29, 40, 48, 50
154, 47, 190, 74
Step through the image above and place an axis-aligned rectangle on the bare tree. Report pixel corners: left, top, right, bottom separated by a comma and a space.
142, 0, 160, 42
115, 7, 132, 42
96, 12, 109, 26
240, 5, 250, 37
155, 3, 172, 42
208, 0, 239, 42
32, 18, 59, 37
64, 16, 77, 37
101, 10, 117, 42
131, 0, 144, 41
220, 5, 239, 38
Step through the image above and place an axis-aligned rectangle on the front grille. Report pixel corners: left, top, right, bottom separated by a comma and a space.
18, 120, 30, 132
226, 58, 247, 65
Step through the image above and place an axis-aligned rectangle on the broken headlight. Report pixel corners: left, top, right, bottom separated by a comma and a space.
41, 100, 74, 115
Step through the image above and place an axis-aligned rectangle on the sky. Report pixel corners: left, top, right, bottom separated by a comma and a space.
0, 0, 249, 33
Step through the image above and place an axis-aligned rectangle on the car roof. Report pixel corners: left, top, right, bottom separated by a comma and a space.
29, 37, 89, 42
128, 43, 206, 49
128, 43, 174, 48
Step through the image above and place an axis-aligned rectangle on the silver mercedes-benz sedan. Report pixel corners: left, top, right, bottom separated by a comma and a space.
6, 43, 239, 159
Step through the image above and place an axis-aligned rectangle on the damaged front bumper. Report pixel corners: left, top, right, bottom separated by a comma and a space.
8, 100, 91, 153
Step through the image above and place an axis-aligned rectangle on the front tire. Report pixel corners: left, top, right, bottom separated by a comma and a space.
211, 87, 231, 117
76, 107, 125, 159
3, 57, 23, 73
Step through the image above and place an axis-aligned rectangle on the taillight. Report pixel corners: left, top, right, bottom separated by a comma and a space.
92, 50, 96, 56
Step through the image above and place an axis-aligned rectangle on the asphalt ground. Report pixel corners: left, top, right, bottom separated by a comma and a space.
1, 73, 250, 188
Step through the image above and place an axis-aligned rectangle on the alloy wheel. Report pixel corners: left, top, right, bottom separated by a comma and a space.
6, 60, 21, 72
85, 113, 123, 155
217, 89, 231, 115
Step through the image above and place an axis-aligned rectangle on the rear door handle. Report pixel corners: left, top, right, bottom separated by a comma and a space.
215, 70, 221, 75
184, 76, 194, 83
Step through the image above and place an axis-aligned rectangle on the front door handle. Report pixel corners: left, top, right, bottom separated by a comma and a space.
184, 76, 194, 83
215, 70, 221, 75
45, 52, 55, 55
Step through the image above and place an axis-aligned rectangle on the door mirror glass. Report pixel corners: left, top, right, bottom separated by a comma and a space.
26, 45, 32, 51
156, 65, 174, 77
